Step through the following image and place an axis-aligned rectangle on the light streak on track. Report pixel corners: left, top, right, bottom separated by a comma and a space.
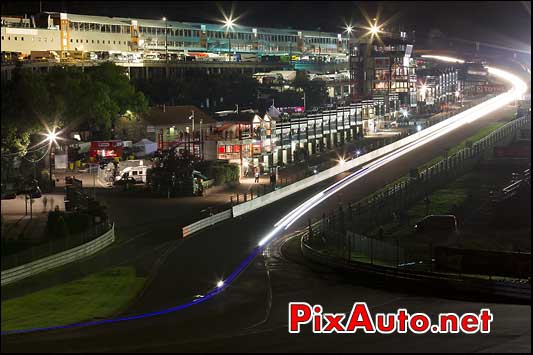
1, 56, 528, 336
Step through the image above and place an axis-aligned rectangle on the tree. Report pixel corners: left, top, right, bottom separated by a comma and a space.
1, 67, 54, 154
46, 63, 148, 139
88, 63, 148, 114
132, 71, 260, 111
293, 70, 328, 109
271, 89, 303, 107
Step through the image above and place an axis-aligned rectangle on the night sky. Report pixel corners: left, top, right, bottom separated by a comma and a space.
2, 1, 531, 55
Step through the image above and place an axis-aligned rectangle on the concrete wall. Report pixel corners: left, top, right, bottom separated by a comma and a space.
232, 97, 489, 217
182, 210, 232, 237
1, 224, 115, 286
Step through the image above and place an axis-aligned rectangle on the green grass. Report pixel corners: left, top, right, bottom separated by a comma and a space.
370, 176, 470, 241
1, 266, 145, 332
417, 121, 508, 171
361, 116, 513, 204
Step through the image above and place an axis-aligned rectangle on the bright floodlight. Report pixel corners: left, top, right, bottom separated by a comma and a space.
216, 280, 224, 288
400, 108, 409, 118
223, 17, 235, 30
46, 130, 58, 144
338, 157, 346, 165
345, 25, 353, 34
162, 17, 166, 21
370, 24, 380, 35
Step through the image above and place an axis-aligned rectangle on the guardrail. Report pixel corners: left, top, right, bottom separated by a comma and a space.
491, 168, 531, 203
292, 114, 531, 302
182, 209, 232, 238
232, 97, 489, 217
179, 98, 516, 237
300, 114, 530, 241
299, 228, 531, 303
1, 224, 115, 287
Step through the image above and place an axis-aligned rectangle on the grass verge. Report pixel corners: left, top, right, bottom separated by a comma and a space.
1, 266, 145, 332
376, 177, 470, 240
361, 114, 514, 204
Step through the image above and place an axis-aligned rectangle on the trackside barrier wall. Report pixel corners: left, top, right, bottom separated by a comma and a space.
1, 224, 115, 287
299, 229, 531, 303
232, 97, 493, 217
182, 209, 232, 238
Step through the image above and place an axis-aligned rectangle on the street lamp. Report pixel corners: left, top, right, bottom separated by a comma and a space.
188, 110, 195, 158
45, 128, 59, 190
223, 16, 236, 54
370, 23, 381, 35
366, 19, 383, 42
344, 25, 353, 35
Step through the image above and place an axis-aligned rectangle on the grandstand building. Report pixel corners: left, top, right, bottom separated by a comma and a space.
1, 12, 350, 61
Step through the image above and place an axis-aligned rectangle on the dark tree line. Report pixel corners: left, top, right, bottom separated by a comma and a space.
132, 70, 260, 112
132, 69, 328, 113
1, 62, 148, 154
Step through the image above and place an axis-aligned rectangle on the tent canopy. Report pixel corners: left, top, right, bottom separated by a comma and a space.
134, 138, 156, 146
133, 138, 157, 156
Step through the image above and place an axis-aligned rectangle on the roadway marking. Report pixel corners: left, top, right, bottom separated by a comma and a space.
1, 57, 527, 337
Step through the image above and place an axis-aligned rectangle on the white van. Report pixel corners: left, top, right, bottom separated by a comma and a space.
116, 166, 148, 183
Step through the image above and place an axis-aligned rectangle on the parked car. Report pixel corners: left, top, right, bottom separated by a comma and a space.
414, 215, 458, 234
28, 186, 42, 199
306, 165, 319, 176
1, 183, 17, 199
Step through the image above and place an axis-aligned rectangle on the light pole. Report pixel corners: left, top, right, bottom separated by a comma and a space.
223, 16, 235, 55
162, 17, 168, 63
188, 110, 195, 158
49, 147, 53, 189
45, 129, 59, 191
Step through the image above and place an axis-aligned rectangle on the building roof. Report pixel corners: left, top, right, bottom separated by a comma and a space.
23, 12, 343, 39
214, 109, 259, 123
144, 105, 215, 126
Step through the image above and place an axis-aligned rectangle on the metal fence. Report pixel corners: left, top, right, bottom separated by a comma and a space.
302, 113, 531, 278
350, 113, 531, 235
1, 222, 112, 271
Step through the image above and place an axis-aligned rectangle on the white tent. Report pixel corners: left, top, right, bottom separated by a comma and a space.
133, 138, 158, 157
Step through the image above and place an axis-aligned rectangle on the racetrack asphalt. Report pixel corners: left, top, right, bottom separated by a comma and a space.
2, 103, 530, 352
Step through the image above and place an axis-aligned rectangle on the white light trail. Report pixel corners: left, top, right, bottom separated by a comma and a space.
258, 56, 528, 247
421, 55, 465, 64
